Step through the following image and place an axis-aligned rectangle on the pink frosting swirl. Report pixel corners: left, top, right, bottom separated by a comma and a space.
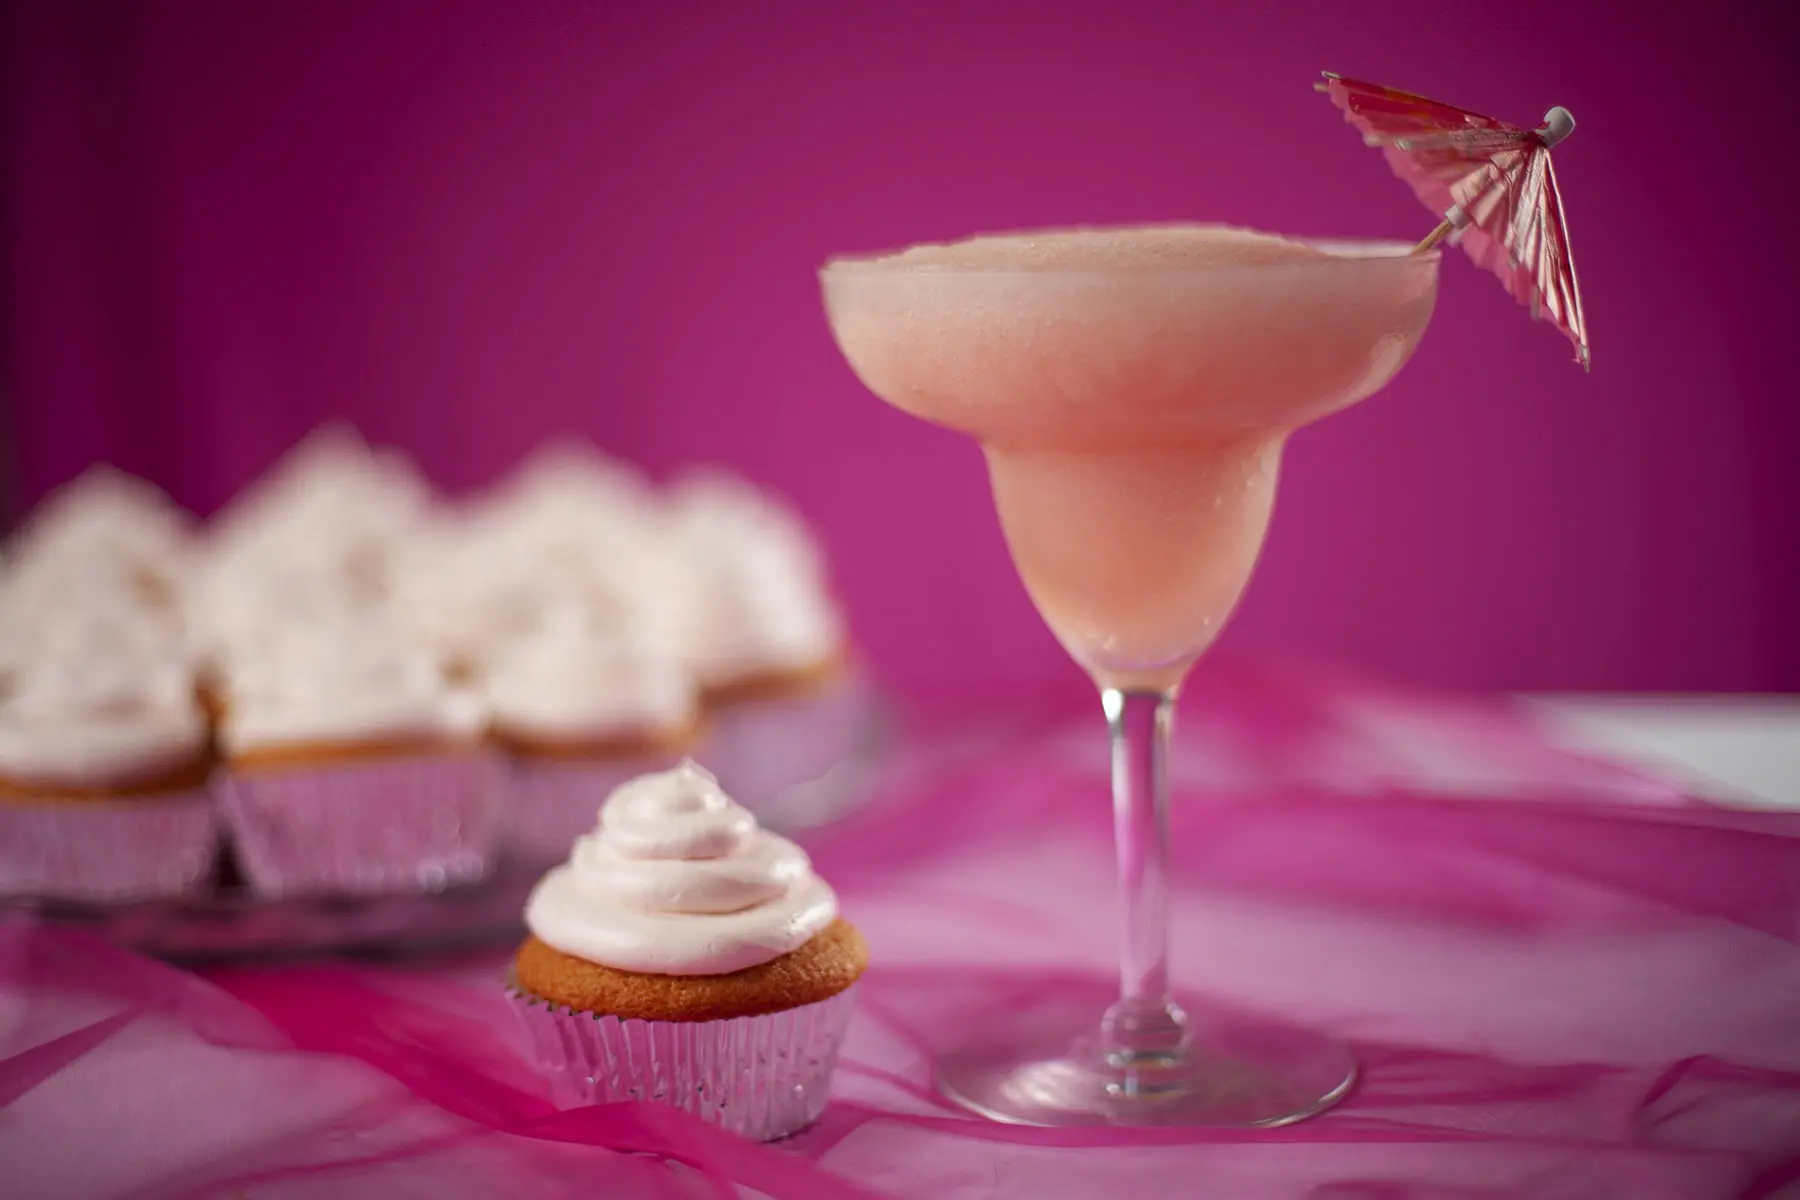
524, 761, 837, 975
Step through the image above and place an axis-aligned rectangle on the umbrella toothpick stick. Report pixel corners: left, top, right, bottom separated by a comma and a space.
1320, 73, 1590, 368
1413, 220, 1455, 254
1409, 107, 1573, 257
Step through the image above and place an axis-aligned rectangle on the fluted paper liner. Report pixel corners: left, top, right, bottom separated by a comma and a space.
0, 789, 216, 903
507, 980, 856, 1142
218, 753, 503, 899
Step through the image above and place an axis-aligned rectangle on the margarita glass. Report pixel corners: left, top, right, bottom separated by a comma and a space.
821, 226, 1439, 1127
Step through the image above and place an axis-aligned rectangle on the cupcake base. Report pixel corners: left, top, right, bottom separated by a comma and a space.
507, 981, 856, 1141
514, 918, 868, 1021
218, 752, 502, 899
0, 790, 216, 904
510, 921, 867, 1139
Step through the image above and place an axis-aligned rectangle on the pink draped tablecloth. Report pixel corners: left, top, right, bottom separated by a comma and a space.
3, 665, 1797, 1198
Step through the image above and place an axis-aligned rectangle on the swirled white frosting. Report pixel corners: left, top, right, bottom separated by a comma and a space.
483, 604, 698, 743
474, 438, 651, 529
188, 562, 385, 667
217, 619, 484, 754
200, 425, 428, 614
8, 466, 191, 572
0, 653, 206, 788
669, 472, 842, 688
180, 429, 436, 680
388, 446, 701, 672
2, 470, 195, 673
0, 580, 195, 677
386, 533, 624, 670
210, 424, 428, 550
524, 761, 837, 975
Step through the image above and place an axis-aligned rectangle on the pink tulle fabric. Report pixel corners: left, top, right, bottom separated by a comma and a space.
3, 660, 1797, 1198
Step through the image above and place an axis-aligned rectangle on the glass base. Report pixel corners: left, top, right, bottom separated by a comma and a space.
936, 993, 1355, 1128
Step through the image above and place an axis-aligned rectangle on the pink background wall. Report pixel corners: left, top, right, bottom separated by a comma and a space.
3, 0, 1795, 694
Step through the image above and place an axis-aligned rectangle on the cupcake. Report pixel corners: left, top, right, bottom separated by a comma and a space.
386, 439, 664, 682
2, 470, 198, 675
469, 437, 653, 529
205, 423, 429, 577
669, 470, 845, 699
5, 466, 193, 607
0, 643, 215, 904
190, 426, 433, 706
213, 618, 500, 898
482, 604, 703, 865
0, 473, 214, 904
509, 760, 866, 1141
666, 472, 861, 814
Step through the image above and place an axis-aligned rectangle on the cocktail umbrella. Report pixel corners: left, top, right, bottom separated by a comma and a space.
1318, 72, 1590, 369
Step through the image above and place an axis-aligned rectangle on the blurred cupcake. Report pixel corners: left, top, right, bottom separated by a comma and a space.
387, 438, 662, 681
509, 761, 865, 1140
0, 473, 213, 905
9, 464, 189, 546
670, 470, 845, 698
213, 618, 499, 898
381, 523, 497, 683
198, 425, 428, 636
206, 423, 429, 575
191, 425, 432, 728
470, 437, 652, 527
667, 472, 862, 814
0, 646, 215, 904
4, 468, 196, 642
483, 604, 702, 865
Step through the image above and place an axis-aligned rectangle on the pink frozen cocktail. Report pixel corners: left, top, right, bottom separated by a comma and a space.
824, 226, 1438, 691
821, 224, 1440, 1128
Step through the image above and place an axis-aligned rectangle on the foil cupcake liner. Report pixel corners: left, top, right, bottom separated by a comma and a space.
503, 753, 682, 868
217, 753, 504, 899
0, 789, 217, 904
705, 671, 874, 823
507, 983, 856, 1142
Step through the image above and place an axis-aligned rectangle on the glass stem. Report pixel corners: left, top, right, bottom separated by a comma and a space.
1099, 687, 1190, 1068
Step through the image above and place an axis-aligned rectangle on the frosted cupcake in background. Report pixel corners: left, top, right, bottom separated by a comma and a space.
0, 647, 215, 904
670, 470, 845, 698
195, 427, 427, 641
213, 616, 498, 898
399, 444, 711, 862
190, 424, 432, 708
204, 423, 430, 584
381, 523, 500, 683
467, 437, 652, 531
666, 471, 863, 817
4, 466, 193, 593
0, 469, 215, 904
509, 760, 866, 1140
449, 439, 659, 613
482, 603, 701, 864
383, 516, 585, 687
2, 467, 197, 652
0, 431, 873, 912
0, 580, 198, 687
386, 439, 667, 681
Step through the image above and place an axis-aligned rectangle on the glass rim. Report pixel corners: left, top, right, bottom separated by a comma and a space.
819, 231, 1440, 281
